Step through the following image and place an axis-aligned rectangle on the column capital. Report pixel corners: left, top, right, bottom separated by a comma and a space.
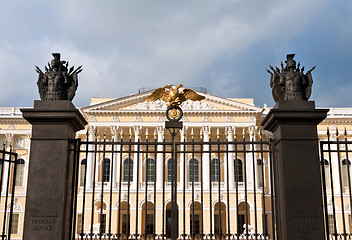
133, 126, 142, 133
225, 126, 234, 135
180, 126, 188, 136
88, 125, 96, 135
202, 126, 211, 134
110, 126, 119, 136
156, 126, 164, 134
5, 133, 14, 141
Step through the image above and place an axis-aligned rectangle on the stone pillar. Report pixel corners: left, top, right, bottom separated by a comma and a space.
262, 101, 327, 240
156, 126, 164, 190
21, 101, 87, 240
202, 126, 210, 191
86, 126, 96, 189
226, 127, 235, 190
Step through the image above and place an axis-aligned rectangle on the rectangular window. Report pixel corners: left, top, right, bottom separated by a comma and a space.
328, 215, 336, 235
121, 214, 130, 235
9, 213, 19, 234
15, 164, 25, 186
190, 214, 200, 235
264, 214, 269, 235
99, 214, 106, 233
123, 161, 133, 182
76, 214, 83, 234
146, 214, 154, 234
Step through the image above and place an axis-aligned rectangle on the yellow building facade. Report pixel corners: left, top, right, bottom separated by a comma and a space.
0, 88, 351, 239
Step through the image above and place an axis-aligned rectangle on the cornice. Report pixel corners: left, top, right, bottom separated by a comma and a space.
82, 90, 263, 112
0, 118, 29, 125
83, 109, 261, 117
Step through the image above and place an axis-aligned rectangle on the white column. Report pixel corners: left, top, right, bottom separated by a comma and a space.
202, 126, 210, 191
246, 127, 254, 186
133, 126, 141, 190
2, 133, 13, 194
330, 134, 340, 195
86, 126, 96, 189
227, 127, 235, 190
156, 126, 164, 190
110, 126, 119, 189
179, 127, 187, 190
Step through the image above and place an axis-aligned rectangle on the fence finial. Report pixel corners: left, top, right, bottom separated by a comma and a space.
335, 128, 339, 139
146, 128, 149, 140
344, 127, 348, 139
327, 127, 330, 138
120, 128, 124, 139
217, 128, 220, 139
259, 130, 263, 139
242, 128, 246, 139
191, 128, 194, 139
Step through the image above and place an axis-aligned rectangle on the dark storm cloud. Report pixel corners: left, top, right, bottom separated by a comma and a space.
0, 0, 351, 107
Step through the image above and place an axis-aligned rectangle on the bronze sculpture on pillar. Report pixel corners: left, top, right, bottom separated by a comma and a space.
262, 54, 328, 240
266, 53, 315, 102
22, 53, 87, 240
35, 53, 82, 100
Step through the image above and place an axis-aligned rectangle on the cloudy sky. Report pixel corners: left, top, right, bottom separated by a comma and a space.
0, 1, 351, 108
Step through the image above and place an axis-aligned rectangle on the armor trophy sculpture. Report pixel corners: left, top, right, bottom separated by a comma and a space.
36, 53, 82, 101
145, 84, 204, 240
266, 53, 315, 102
21, 53, 86, 240
262, 54, 327, 240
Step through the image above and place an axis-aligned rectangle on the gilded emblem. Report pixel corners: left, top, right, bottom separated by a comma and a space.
145, 84, 205, 107
146, 84, 205, 122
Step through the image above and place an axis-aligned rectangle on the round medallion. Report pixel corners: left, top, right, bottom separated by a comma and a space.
166, 106, 183, 121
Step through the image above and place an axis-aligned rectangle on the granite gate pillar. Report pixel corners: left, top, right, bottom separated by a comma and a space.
262, 101, 328, 240
21, 101, 87, 240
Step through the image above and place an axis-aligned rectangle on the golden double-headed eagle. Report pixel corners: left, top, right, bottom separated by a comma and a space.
145, 84, 205, 107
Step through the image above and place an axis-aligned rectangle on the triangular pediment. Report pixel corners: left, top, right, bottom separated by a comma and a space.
82, 89, 263, 113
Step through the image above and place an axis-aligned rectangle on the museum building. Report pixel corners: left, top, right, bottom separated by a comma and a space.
0, 87, 351, 239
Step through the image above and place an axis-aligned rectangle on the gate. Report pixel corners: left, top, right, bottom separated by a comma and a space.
0, 147, 18, 240
70, 128, 276, 240
320, 129, 352, 240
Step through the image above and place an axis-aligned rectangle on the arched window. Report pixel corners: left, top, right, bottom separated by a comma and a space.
146, 158, 155, 182
189, 159, 199, 182
167, 159, 172, 182
123, 159, 133, 182
342, 159, 351, 188
234, 159, 243, 182
102, 158, 110, 182
15, 159, 25, 186
211, 158, 220, 182
257, 159, 263, 188
320, 159, 330, 188
80, 159, 87, 186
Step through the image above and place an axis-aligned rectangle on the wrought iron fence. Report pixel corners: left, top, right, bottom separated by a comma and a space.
70, 130, 276, 240
320, 128, 352, 240
0, 147, 18, 240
